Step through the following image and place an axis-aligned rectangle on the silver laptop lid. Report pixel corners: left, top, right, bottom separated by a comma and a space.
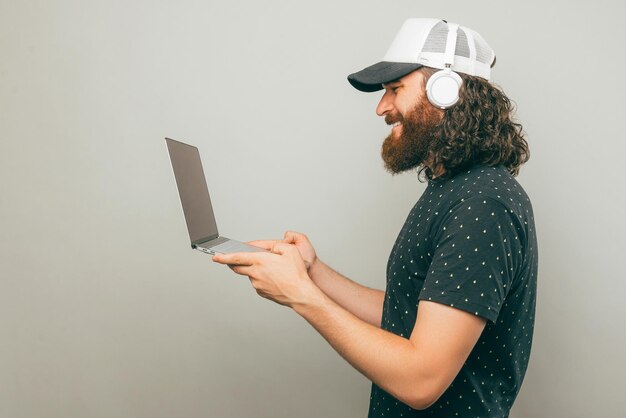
166, 138, 219, 246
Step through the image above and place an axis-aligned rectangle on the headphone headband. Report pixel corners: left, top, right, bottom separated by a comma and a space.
443, 23, 459, 69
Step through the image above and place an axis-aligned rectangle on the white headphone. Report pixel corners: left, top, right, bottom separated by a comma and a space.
426, 22, 463, 109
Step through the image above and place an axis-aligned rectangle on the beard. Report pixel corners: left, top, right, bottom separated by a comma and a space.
381, 98, 443, 175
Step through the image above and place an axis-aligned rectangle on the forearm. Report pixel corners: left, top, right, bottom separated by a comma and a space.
293, 288, 435, 410
307, 259, 385, 327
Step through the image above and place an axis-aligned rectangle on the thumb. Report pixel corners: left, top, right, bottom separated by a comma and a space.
271, 243, 307, 269
283, 230, 302, 244
271, 242, 304, 259
271, 242, 291, 255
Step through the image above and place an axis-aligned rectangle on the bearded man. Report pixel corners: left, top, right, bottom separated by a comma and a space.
213, 18, 537, 418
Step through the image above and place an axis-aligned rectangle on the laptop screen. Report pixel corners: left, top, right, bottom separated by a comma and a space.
166, 138, 219, 245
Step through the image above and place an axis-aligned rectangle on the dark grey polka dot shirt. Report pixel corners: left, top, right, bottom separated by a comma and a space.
368, 164, 537, 418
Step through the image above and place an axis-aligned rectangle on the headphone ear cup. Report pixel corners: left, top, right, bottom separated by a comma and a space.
426, 70, 462, 109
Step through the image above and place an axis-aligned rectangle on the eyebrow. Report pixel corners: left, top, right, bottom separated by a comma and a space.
382, 80, 402, 88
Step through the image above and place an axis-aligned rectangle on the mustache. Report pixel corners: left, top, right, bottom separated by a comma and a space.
385, 113, 404, 126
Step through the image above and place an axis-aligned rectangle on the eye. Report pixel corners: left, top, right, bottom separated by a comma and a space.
383, 84, 401, 94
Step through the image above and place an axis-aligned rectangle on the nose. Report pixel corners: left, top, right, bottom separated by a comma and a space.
376, 89, 394, 116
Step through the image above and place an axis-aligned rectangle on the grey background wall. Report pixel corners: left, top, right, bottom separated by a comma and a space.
1, 0, 625, 417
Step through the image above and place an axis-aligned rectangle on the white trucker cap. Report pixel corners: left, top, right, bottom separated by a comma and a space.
348, 18, 496, 92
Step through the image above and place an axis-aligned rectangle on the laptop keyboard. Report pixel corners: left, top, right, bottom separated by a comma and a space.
210, 239, 266, 254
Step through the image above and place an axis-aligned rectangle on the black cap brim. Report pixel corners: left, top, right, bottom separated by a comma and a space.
347, 61, 423, 92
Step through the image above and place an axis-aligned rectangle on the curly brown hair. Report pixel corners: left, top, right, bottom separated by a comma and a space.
418, 68, 530, 181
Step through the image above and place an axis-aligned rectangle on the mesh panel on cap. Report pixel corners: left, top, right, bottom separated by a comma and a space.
422, 21, 448, 54
455, 28, 470, 59
472, 32, 493, 64
422, 21, 471, 59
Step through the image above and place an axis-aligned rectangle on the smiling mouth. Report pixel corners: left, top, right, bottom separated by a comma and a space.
391, 122, 402, 134
385, 114, 403, 135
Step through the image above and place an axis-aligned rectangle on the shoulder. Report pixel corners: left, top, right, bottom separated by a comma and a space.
427, 165, 534, 242
433, 165, 532, 215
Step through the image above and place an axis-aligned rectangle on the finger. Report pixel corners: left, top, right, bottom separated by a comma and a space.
230, 265, 253, 276
228, 264, 250, 274
246, 239, 278, 250
212, 252, 256, 266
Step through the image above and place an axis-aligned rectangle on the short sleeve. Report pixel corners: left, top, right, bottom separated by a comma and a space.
418, 196, 524, 323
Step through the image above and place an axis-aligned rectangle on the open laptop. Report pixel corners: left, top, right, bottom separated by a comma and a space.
165, 138, 266, 255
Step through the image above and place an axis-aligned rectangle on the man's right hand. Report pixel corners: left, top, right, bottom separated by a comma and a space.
281, 231, 318, 270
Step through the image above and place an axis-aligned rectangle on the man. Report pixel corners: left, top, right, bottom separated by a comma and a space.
213, 18, 537, 417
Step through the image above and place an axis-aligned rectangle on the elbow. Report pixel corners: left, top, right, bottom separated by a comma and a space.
404, 391, 440, 411
396, 379, 445, 411
387, 355, 450, 410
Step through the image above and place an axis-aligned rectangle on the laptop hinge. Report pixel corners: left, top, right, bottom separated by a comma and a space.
191, 234, 219, 249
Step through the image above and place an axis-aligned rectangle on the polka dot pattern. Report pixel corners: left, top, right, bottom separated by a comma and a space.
368, 165, 537, 418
